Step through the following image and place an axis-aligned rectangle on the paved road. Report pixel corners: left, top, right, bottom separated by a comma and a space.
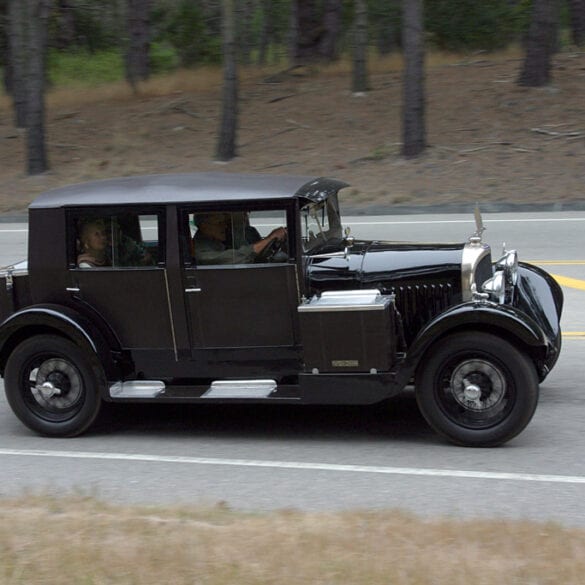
1, 212, 584, 526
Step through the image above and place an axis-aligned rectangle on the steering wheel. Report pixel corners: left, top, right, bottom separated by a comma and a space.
255, 237, 286, 263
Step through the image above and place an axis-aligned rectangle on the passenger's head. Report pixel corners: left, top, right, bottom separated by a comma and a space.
195, 213, 228, 242
79, 219, 108, 254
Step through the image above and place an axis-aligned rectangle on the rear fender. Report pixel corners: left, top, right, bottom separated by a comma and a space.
0, 304, 124, 388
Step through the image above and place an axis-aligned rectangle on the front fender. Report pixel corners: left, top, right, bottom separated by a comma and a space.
0, 304, 122, 381
397, 302, 553, 386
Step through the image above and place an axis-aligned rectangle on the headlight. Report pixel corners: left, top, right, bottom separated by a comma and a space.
482, 271, 506, 304
482, 250, 518, 304
495, 250, 518, 286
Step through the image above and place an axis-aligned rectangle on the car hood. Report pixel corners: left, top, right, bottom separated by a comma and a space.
306, 240, 464, 294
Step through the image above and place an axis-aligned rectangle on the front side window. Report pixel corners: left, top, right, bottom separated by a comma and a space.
186, 208, 289, 266
73, 212, 161, 268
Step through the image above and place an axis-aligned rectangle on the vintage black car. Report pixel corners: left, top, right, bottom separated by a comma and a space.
0, 173, 563, 446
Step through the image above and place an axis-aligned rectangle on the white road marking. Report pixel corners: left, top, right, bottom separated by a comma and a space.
3, 217, 585, 234
1, 448, 585, 485
344, 217, 585, 226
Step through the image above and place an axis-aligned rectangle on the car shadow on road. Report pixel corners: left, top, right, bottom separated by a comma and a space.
92, 390, 436, 445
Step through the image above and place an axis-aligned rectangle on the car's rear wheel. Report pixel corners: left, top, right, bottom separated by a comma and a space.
415, 332, 538, 447
4, 335, 103, 437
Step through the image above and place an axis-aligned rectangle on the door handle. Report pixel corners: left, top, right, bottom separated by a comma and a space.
66, 287, 80, 293
185, 287, 202, 293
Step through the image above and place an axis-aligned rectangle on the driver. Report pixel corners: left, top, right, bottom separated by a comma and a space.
193, 212, 286, 265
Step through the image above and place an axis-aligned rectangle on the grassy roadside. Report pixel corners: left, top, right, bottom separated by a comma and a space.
1, 495, 583, 584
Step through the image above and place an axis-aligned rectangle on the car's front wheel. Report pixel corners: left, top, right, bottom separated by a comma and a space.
4, 335, 103, 437
415, 332, 539, 447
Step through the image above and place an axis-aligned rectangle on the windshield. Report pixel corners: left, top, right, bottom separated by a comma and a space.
300, 194, 343, 252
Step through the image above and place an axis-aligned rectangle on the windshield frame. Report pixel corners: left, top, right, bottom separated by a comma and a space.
300, 192, 343, 252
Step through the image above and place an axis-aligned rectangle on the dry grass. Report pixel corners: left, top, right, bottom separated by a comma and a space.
1, 49, 584, 215
0, 495, 584, 585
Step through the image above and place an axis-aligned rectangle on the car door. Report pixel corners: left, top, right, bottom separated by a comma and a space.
180, 205, 301, 365
68, 209, 174, 361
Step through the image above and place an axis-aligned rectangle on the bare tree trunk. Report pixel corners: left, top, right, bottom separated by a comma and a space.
258, 0, 273, 65
216, 0, 238, 162
518, 0, 558, 87
352, 0, 368, 94
288, 0, 299, 65
7, 0, 27, 127
237, 0, 254, 66
568, 0, 585, 46
292, 0, 341, 63
26, 0, 50, 175
54, 0, 76, 49
8, 0, 50, 173
126, 0, 152, 91
319, 0, 342, 61
401, 0, 426, 158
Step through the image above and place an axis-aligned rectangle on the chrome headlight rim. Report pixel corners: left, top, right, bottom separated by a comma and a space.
482, 250, 519, 304
495, 250, 519, 286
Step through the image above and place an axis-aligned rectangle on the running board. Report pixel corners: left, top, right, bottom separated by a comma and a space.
109, 379, 278, 400
109, 380, 165, 399
202, 380, 277, 399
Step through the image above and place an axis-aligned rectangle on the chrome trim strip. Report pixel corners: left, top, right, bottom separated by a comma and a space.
163, 269, 179, 361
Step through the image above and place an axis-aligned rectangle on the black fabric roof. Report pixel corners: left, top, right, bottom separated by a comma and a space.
29, 173, 348, 209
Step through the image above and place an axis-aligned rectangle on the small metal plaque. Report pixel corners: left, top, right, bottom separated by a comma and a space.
331, 360, 359, 368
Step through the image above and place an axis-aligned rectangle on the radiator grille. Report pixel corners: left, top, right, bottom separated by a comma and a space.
389, 283, 456, 344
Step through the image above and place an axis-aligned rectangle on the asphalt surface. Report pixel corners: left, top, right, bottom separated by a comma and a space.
1, 210, 584, 526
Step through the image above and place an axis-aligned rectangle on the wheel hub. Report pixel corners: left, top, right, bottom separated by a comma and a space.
450, 359, 506, 412
29, 358, 83, 411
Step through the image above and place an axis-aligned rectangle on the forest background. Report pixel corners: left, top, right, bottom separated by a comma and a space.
1, 0, 585, 214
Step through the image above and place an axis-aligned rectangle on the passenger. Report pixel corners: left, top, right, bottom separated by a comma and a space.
193, 213, 286, 265
77, 219, 109, 268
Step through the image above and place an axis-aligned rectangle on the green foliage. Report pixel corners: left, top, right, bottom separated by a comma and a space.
425, 0, 529, 51
47, 49, 124, 86
149, 42, 180, 74
49, 0, 124, 53
153, 0, 222, 67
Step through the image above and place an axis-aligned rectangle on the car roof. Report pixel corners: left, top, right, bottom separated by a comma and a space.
29, 173, 349, 209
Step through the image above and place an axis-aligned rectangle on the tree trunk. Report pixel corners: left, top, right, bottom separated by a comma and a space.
216, 0, 238, 162
568, 0, 585, 46
518, 0, 558, 87
319, 0, 342, 61
7, 0, 27, 127
291, 0, 340, 63
401, 0, 426, 158
125, 0, 152, 91
258, 0, 273, 65
237, 0, 254, 66
288, 0, 299, 65
352, 0, 368, 94
53, 0, 76, 49
8, 0, 49, 173
26, 0, 50, 175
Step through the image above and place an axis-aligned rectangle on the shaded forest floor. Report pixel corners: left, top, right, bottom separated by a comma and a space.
1, 51, 585, 215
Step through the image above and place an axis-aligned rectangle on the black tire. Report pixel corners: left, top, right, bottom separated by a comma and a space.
4, 335, 104, 437
415, 332, 539, 447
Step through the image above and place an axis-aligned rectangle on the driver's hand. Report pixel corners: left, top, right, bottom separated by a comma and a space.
268, 227, 287, 241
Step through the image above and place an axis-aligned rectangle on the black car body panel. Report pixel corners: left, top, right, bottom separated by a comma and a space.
0, 173, 564, 445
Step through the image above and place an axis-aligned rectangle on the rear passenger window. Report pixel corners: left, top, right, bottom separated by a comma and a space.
71, 212, 162, 269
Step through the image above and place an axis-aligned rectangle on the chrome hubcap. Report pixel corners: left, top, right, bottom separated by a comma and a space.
451, 359, 506, 411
